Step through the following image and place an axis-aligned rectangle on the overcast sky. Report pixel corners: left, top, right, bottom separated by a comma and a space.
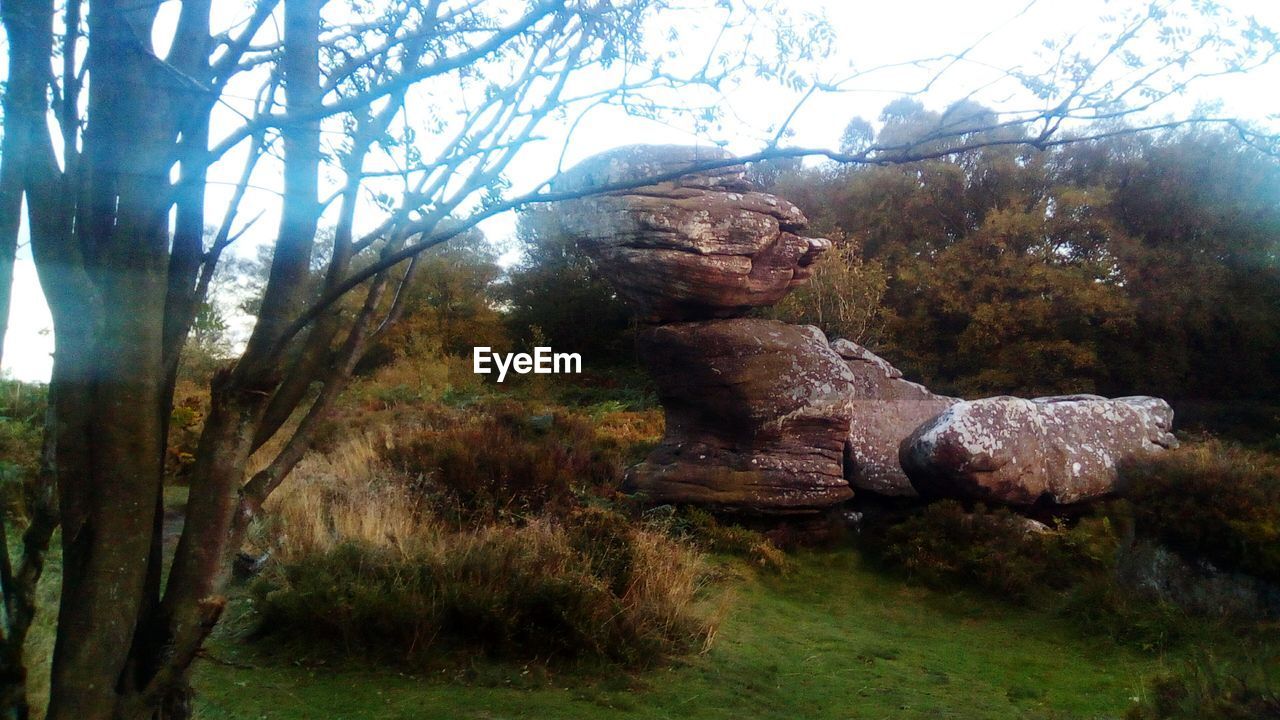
3, 0, 1278, 382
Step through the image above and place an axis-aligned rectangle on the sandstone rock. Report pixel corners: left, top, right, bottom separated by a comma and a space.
556, 145, 830, 322
900, 395, 1179, 507
832, 340, 959, 496
624, 319, 856, 513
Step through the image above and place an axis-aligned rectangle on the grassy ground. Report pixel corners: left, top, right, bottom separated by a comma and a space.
192, 548, 1167, 720
14, 486, 1240, 719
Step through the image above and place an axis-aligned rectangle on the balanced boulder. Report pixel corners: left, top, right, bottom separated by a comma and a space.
832, 340, 958, 496
623, 319, 856, 513
557, 145, 831, 323
900, 395, 1179, 507
556, 145, 856, 513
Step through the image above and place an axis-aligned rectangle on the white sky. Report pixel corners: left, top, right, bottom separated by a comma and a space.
3, 0, 1278, 382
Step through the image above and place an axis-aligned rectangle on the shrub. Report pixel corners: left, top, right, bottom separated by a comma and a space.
859, 501, 1118, 603
655, 507, 789, 573
0, 380, 46, 518
1056, 571, 1185, 651
1128, 654, 1280, 720
1120, 441, 1280, 584
854, 499, 1199, 647
0, 378, 46, 423
382, 400, 625, 523
253, 472, 714, 667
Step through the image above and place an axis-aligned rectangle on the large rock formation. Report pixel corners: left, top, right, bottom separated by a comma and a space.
557, 145, 830, 323
832, 340, 959, 496
557, 145, 849, 513
900, 395, 1179, 507
623, 320, 855, 513
558, 144, 1179, 515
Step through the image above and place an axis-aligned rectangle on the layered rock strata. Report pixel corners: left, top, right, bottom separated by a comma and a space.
623, 320, 855, 512
557, 145, 829, 323
557, 145, 849, 512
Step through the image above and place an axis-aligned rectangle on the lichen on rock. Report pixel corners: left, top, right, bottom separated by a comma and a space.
900, 395, 1179, 507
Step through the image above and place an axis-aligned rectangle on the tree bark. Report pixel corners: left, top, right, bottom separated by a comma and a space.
39, 2, 183, 717
0, 108, 21, 375
0, 1, 63, 717
141, 2, 325, 715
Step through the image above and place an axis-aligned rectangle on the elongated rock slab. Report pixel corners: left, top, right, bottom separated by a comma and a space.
900, 395, 1179, 507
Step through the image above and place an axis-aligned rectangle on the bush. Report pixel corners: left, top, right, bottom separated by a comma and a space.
859, 501, 1118, 602
382, 400, 626, 523
1120, 441, 1280, 584
1056, 570, 1186, 651
653, 506, 789, 573
253, 493, 714, 666
1128, 654, 1280, 720
856, 500, 1195, 648
0, 380, 46, 518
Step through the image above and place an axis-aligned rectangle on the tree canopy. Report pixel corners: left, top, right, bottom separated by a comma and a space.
758, 102, 1280, 414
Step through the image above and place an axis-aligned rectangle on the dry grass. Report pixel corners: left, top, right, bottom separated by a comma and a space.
248, 432, 421, 560
249, 435, 718, 666
591, 408, 664, 449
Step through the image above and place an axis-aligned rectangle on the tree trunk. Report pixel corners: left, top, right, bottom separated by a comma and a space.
39, 2, 179, 717
134, 2, 325, 714
0, 1, 61, 717
0, 112, 21, 374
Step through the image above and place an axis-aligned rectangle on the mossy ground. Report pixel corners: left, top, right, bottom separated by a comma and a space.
192, 548, 1180, 720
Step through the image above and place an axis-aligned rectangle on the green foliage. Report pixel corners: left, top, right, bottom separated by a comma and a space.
177, 301, 234, 383
381, 399, 626, 523
0, 380, 46, 517
252, 511, 712, 667
350, 337, 482, 410
548, 367, 658, 411
764, 234, 888, 344
1056, 568, 1187, 651
1060, 131, 1280, 404
503, 207, 635, 365
858, 500, 1189, 649
759, 103, 1280, 413
1119, 441, 1280, 584
1127, 654, 1280, 720
860, 501, 1117, 602
198, 544, 1232, 720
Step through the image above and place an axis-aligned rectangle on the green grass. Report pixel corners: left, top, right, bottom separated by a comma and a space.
192, 548, 1171, 720
12, 489, 1260, 718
